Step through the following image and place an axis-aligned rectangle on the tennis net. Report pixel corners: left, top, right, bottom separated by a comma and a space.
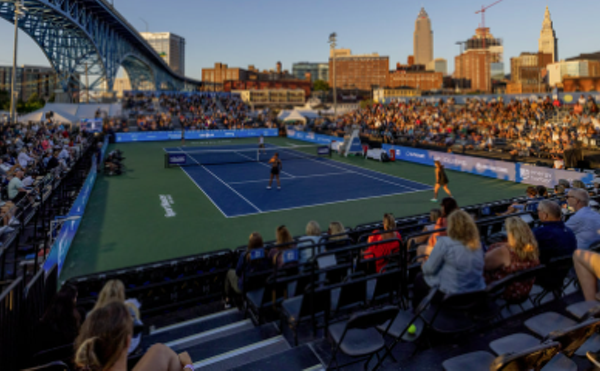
165, 144, 331, 167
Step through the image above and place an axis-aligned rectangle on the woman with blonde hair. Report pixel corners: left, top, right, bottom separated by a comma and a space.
298, 221, 324, 264
484, 217, 540, 301
413, 210, 485, 307
268, 225, 296, 268
75, 301, 193, 371
92, 280, 143, 354
326, 221, 351, 251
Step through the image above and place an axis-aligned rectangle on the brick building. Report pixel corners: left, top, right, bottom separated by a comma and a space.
386, 70, 443, 90
563, 77, 600, 92
506, 52, 552, 94
329, 52, 389, 91
223, 79, 311, 98
202, 62, 302, 92
454, 28, 504, 92
0, 65, 63, 101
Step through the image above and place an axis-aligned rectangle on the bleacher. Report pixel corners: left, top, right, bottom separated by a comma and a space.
5, 185, 600, 370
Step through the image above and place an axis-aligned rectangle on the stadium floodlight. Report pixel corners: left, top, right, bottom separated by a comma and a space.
328, 33, 337, 119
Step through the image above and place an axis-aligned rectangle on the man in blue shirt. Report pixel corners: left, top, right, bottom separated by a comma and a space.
533, 200, 577, 264
565, 189, 600, 250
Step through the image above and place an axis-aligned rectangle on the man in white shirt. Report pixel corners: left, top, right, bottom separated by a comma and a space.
566, 188, 600, 250
17, 148, 34, 169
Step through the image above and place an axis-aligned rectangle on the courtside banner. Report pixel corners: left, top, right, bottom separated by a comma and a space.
382, 144, 593, 186
44, 139, 109, 276
116, 129, 278, 143
286, 128, 340, 145
168, 153, 188, 166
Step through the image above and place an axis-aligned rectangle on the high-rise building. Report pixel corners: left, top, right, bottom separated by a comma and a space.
426, 58, 448, 75
413, 8, 434, 66
292, 62, 329, 82
329, 52, 389, 91
140, 32, 186, 75
506, 52, 553, 93
547, 60, 600, 87
538, 6, 558, 63
0, 65, 64, 101
454, 28, 503, 92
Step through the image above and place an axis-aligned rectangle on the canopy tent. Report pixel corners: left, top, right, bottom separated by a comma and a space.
42, 103, 122, 119
280, 110, 307, 123
18, 108, 79, 124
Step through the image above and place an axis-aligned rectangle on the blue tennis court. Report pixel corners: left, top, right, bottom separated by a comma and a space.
164, 144, 433, 218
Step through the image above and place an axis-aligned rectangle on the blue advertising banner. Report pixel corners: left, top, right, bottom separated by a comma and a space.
115, 129, 278, 143
382, 143, 593, 187
168, 153, 188, 166
285, 128, 342, 145
44, 139, 108, 276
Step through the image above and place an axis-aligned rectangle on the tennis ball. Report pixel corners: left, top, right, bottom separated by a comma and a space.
408, 324, 417, 335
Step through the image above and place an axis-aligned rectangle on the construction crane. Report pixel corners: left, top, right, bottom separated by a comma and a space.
473, 0, 505, 92
475, 0, 504, 31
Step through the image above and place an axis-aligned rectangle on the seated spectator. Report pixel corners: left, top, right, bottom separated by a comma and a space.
498, 187, 539, 215
408, 209, 442, 248
91, 280, 142, 354
33, 284, 82, 354
535, 185, 548, 199
565, 188, 600, 250
573, 249, 600, 302
298, 221, 324, 265
363, 213, 402, 273
484, 217, 540, 301
413, 210, 485, 308
8, 169, 30, 204
75, 301, 193, 371
325, 221, 351, 250
533, 200, 577, 264
572, 179, 586, 189
224, 232, 270, 306
268, 225, 296, 268
417, 197, 459, 257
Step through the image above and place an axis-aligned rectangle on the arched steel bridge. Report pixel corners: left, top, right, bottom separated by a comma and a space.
0, 0, 202, 92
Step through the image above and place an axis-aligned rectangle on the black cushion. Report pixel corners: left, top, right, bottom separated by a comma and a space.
442, 351, 495, 371
489, 333, 539, 355
566, 301, 600, 320
328, 322, 385, 357
524, 312, 576, 338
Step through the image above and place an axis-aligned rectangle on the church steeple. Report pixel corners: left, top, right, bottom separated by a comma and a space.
539, 6, 558, 62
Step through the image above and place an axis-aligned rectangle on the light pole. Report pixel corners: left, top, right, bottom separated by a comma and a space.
328, 33, 337, 119
139, 17, 148, 33
10, 0, 27, 125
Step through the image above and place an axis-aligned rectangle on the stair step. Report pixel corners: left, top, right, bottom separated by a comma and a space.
143, 308, 242, 347
228, 344, 323, 371
194, 335, 289, 371
184, 323, 280, 363
166, 320, 254, 351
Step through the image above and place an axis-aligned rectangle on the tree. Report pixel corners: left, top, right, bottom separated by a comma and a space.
48, 93, 56, 103
313, 79, 330, 92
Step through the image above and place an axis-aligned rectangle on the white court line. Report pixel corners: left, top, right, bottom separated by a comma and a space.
227, 171, 352, 185
228, 188, 430, 219
233, 151, 295, 178
179, 167, 231, 218
300, 156, 422, 191
200, 165, 263, 214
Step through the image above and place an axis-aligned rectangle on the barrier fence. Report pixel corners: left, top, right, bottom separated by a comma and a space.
285, 127, 593, 187
43, 139, 108, 276
115, 128, 278, 143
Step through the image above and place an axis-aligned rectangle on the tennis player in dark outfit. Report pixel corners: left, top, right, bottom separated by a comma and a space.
267, 152, 282, 190
432, 160, 452, 201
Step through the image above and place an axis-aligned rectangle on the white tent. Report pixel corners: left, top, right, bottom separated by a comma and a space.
19, 108, 79, 124
281, 110, 307, 123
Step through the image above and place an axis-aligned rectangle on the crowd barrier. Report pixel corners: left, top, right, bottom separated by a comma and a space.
285, 128, 593, 187
43, 139, 108, 276
382, 143, 593, 187
115, 128, 278, 143
376, 91, 600, 105
124, 90, 235, 98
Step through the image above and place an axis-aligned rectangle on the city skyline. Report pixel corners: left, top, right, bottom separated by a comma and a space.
0, 0, 598, 82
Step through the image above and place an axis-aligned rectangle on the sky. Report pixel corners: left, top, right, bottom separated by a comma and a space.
0, 0, 598, 81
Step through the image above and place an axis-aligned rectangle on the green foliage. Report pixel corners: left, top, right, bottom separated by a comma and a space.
360, 99, 374, 109
17, 93, 45, 114
313, 79, 330, 92
0, 90, 9, 111
48, 93, 56, 103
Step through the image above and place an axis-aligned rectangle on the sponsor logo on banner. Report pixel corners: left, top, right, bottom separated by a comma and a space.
520, 168, 530, 180
159, 195, 176, 217
475, 162, 509, 174
169, 154, 187, 165
395, 150, 401, 157
406, 151, 425, 159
